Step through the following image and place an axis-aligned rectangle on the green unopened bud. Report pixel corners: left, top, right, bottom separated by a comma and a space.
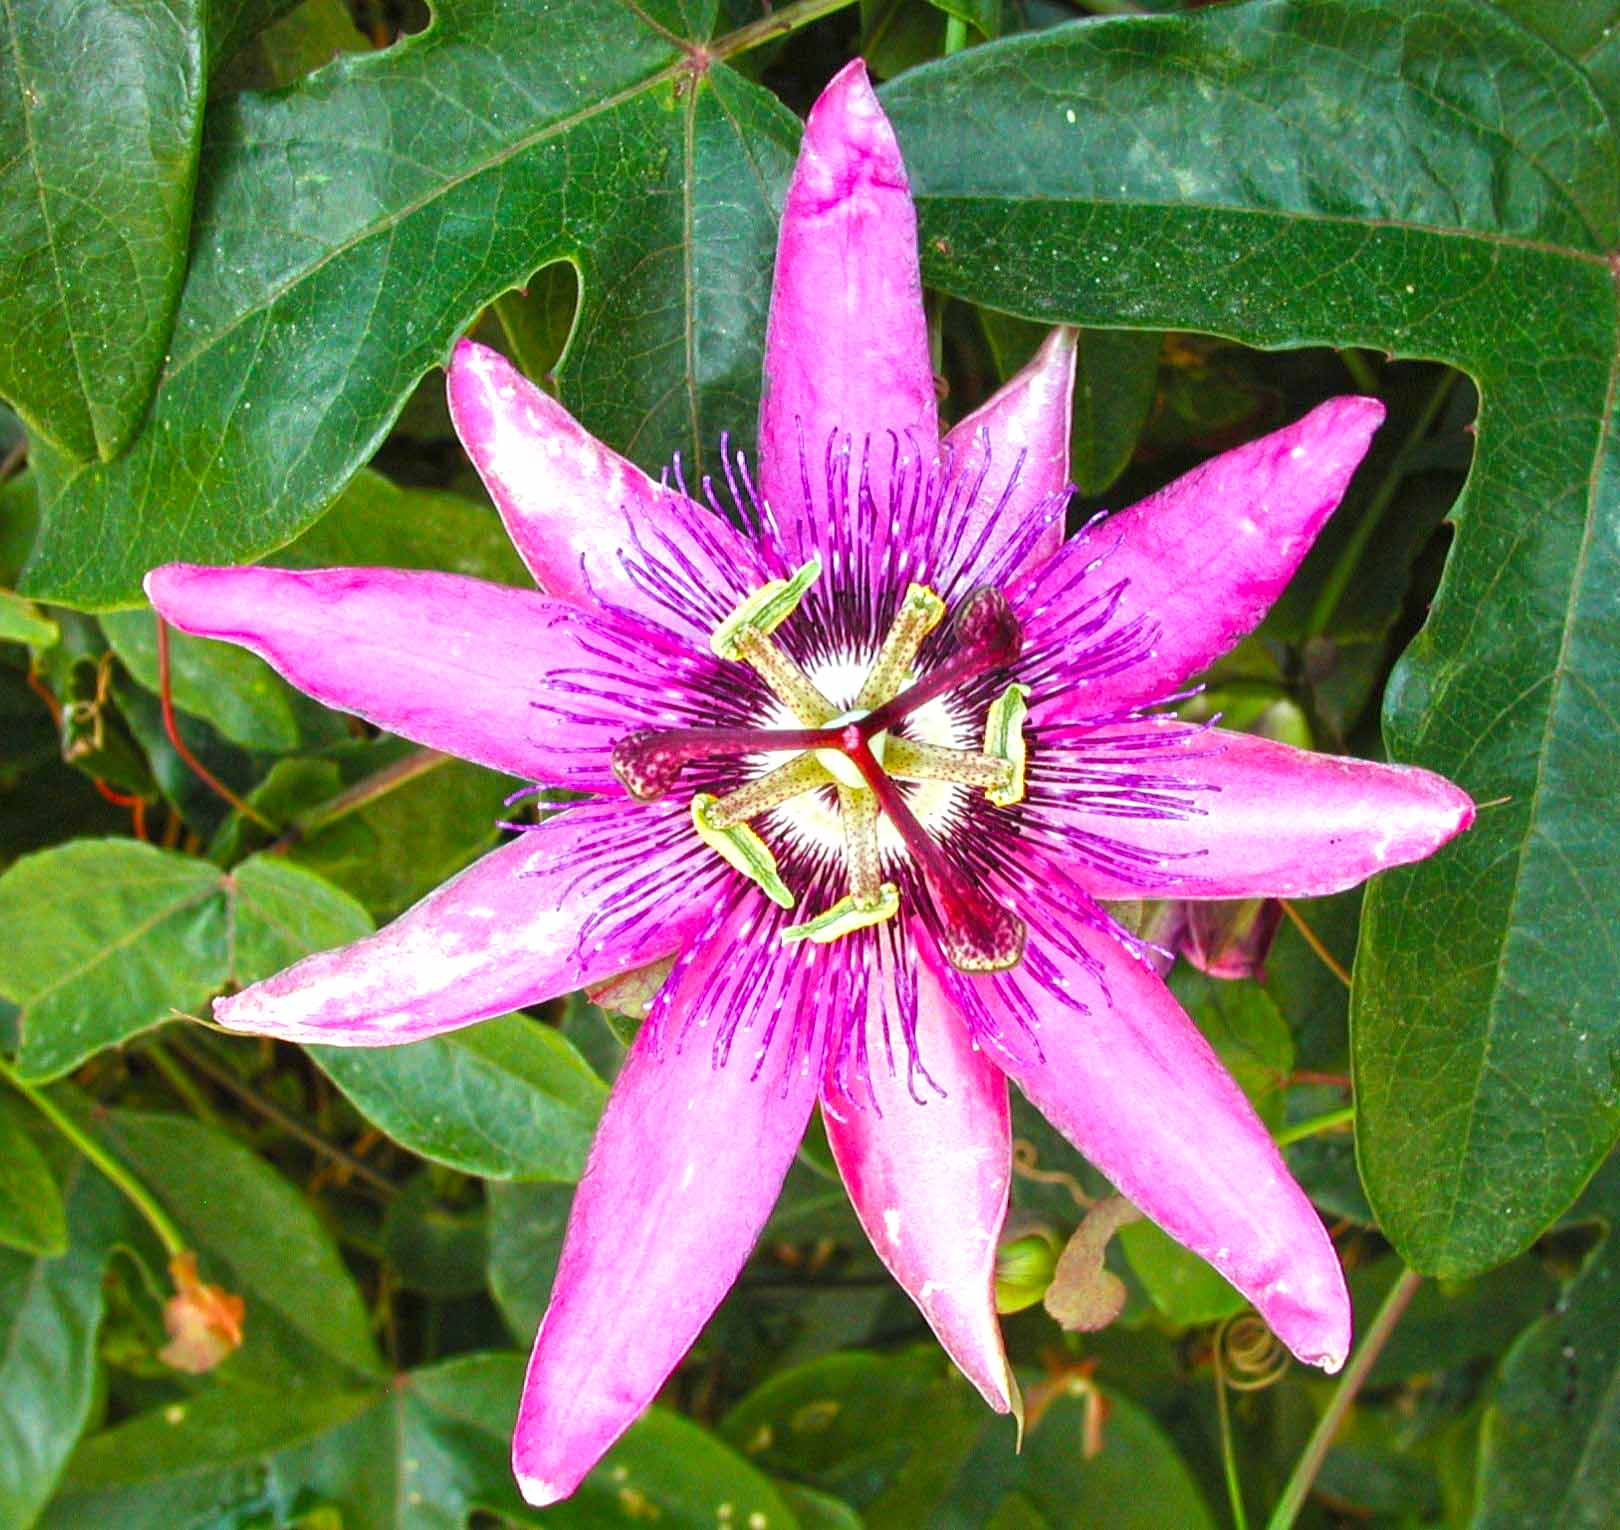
994, 1231, 1060, 1314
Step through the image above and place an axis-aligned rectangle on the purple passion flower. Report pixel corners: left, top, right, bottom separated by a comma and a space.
145, 59, 1474, 1507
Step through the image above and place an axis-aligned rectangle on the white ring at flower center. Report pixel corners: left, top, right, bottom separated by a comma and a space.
751, 655, 969, 862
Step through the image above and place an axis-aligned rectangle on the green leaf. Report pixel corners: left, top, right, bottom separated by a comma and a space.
230, 853, 377, 981
310, 1013, 605, 1181
1117, 1219, 1244, 1329
943, 1387, 1217, 1530
979, 312, 1160, 496
1348, 1254, 1558, 1386
274, 468, 530, 586
98, 1109, 385, 1387
0, 470, 40, 585
1474, 1155, 1620, 1527
381, 1176, 488, 1298
0, 840, 372, 1081
48, 1353, 799, 1528
211, 0, 368, 96
0, 1096, 66, 1255
0, 0, 205, 461
547, 1404, 803, 1529
1173, 966, 1293, 1131
1, 1159, 138, 1527
882, 0, 1620, 1277
100, 607, 304, 753
207, 0, 304, 74
0, 588, 56, 646
486, 1178, 574, 1340
21, 0, 801, 608
267, 749, 516, 922
0, 840, 225, 1080
721, 1349, 991, 1522
778, 1483, 866, 1529
44, 1383, 390, 1527
722, 1349, 1215, 1528
1492, 0, 1620, 130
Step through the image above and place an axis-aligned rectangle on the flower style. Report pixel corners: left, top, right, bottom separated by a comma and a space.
144, 61, 1473, 1506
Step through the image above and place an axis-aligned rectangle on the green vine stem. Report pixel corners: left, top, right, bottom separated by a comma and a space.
0, 1055, 187, 1259
1273, 1103, 1355, 1149
713, 0, 859, 62
1265, 1267, 1424, 1529
269, 747, 449, 853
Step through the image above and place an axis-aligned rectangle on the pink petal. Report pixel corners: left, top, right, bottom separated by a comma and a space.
1030, 717, 1475, 901
822, 960, 1013, 1412
144, 563, 719, 793
937, 326, 1077, 590
514, 896, 820, 1505
757, 60, 937, 564
1019, 397, 1385, 719
957, 927, 1351, 1371
447, 341, 775, 639
214, 800, 715, 1044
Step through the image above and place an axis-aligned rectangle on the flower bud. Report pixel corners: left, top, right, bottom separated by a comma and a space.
994, 1231, 1060, 1314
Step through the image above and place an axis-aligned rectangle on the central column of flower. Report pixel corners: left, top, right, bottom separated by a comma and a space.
610, 565, 1031, 972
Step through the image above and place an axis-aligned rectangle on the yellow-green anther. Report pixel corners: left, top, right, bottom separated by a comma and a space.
983, 682, 1032, 807
781, 883, 900, 945
886, 736, 1015, 793
692, 793, 795, 908
705, 753, 833, 829
710, 558, 823, 659
730, 626, 838, 725
838, 784, 883, 901
856, 582, 946, 709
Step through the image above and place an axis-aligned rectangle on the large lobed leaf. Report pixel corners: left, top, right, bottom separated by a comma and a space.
20, 0, 799, 609
0, 0, 205, 462
881, 0, 1620, 1278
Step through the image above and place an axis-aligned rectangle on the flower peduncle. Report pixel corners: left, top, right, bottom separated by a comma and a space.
839, 726, 1026, 972
862, 586, 1022, 735
611, 724, 841, 800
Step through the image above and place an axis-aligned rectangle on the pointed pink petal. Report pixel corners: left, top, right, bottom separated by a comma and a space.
937, 327, 1077, 589
144, 563, 720, 793
757, 60, 937, 563
214, 800, 714, 1044
447, 341, 775, 639
514, 897, 820, 1505
955, 927, 1351, 1371
1030, 717, 1474, 901
1019, 397, 1385, 718
822, 961, 1012, 1412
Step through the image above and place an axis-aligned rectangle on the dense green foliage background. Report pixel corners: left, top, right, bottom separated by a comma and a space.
1, 0, 1616, 1524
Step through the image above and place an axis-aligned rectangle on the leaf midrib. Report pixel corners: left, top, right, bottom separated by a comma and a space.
157, 14, 692, 388
910, 186, 1610, 266
18, 882, 220, 1009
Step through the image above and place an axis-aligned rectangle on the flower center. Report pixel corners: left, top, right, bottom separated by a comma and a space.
611, 562, 1032, 972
